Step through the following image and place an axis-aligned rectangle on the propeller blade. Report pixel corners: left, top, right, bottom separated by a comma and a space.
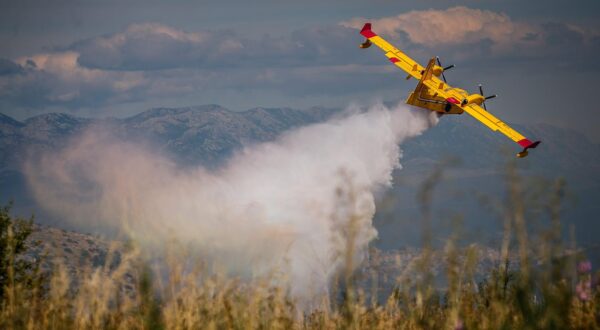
478, 84, 488, 110
436, 57, 455, 71
478, 84, 497, 110
436, 56, 447, 83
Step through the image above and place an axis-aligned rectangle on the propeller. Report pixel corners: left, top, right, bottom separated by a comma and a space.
436, 56, 455, 83
478, 84, 497, 110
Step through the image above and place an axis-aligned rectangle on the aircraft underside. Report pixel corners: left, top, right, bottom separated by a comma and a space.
405, 91, 465, 115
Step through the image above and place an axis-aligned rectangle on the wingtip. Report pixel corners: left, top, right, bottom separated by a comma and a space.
517, 139, 541, 149
516, 139, 541, 158
360, 23, 376, 38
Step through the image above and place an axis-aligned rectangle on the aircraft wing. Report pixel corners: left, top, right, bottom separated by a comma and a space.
420, 78, 541, 156
359, 23, 425, 80
360, 22, 540, 157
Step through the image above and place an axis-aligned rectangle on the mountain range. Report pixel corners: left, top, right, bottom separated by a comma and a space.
1, 105, 598, 253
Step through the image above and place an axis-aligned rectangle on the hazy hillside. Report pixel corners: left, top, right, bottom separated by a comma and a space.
402, 114, 600, 176
383, 114, 600, 250
1, 105, 598, 251
22, 224, 515, 302
0, 105, 338, 170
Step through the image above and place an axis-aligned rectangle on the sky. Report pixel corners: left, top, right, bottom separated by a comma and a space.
1, 0, 599, 141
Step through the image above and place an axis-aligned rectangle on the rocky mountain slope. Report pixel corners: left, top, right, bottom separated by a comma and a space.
0, 105, 337, 170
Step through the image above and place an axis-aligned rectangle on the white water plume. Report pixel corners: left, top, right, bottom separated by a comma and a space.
25, 103, 437, 302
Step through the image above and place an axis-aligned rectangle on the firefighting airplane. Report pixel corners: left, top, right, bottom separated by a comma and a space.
359, 23, 541, 158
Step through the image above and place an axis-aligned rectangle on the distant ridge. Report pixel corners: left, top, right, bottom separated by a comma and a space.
0, 105, 598, 172
0, 105, 340, 169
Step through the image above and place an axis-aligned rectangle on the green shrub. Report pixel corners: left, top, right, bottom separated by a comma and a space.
0, 202, 34, 300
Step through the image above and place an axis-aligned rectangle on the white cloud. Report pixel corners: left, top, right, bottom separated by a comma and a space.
342, 7, 540, 52
16, 52, 104, 82
0, 12, 597, 113
2, 51, 148, 107
72, 23, 251, 71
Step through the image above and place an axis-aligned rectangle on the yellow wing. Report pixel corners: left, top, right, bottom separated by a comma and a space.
419, 77, 540, 155
359, 23, 424, 80
464, 105, 526, 143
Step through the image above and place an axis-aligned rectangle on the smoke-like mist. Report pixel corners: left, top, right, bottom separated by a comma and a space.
25, 103, 436, 303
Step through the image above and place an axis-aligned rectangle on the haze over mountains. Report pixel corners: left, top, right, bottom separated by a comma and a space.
0, 105, 338, 169
1, 104, 598, 251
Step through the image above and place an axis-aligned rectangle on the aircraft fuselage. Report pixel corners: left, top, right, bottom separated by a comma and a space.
406, 86, 485, 115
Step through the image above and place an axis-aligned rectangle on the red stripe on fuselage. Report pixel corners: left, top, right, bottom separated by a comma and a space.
446, 97, 460, 104
389, 57, 399, 63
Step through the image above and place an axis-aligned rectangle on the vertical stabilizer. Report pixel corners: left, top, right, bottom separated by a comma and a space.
411, 57, 437, 96
420, 58, 436, 82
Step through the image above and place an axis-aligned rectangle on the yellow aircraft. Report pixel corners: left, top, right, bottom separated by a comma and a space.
359, 23, 541, 158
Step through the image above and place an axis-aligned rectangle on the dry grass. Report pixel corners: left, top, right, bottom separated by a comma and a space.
1, 165, 599, 329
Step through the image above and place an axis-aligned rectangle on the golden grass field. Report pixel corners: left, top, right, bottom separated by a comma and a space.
1, 166, 598, 329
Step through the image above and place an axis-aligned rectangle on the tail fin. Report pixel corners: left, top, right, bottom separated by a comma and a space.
411, 57, 437, 95
420, 57, 436, 82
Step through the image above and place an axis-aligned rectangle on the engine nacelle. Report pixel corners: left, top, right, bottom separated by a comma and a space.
432, 65, 444, 77
461, 94, 485, 106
